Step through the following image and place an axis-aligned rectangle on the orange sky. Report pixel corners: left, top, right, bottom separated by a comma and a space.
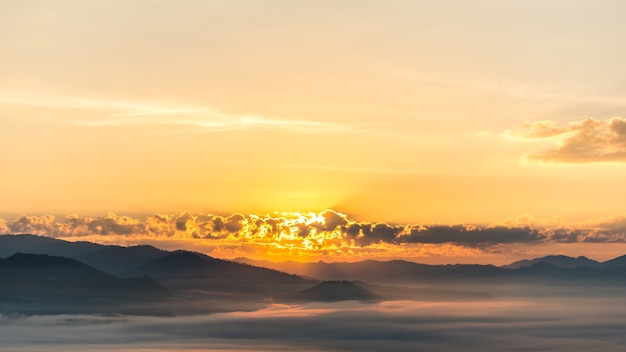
3, 1, 626, 263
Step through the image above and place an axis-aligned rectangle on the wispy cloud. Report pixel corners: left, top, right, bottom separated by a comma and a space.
72, 100, 344, 133
1, 92, 348, 133
247, 162, 441, 175
379, 61, 626, 108
506, 118, 626, 163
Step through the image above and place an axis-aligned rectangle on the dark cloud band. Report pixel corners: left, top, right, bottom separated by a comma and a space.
3, 211, 626, 249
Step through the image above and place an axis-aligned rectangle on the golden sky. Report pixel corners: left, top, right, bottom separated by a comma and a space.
3, 1, 626, 263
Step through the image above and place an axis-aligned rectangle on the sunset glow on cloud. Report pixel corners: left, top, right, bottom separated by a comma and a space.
4, 210, 626, 264
3, 0, 626, 263
8, 4, 626, 352
507, 118, 626, 163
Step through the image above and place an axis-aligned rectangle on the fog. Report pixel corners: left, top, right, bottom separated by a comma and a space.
3, 297, 626, 352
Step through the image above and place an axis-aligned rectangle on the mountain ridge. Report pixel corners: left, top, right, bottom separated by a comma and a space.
3, 234, 626, 289
502, 255, 603, 269
2, 234, 626, 315
0, 252, 170, 314
4, 234, 626, 271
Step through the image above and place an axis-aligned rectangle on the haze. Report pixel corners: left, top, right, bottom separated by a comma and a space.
3, 2, 626, 351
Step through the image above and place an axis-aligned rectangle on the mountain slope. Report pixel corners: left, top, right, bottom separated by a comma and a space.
0, 253, 169, 314
503, 255, 602, 269
601, 254, 626, 269
236, 258, 505, 284
291, 281, 382, 302
125, 251, 316, 297
236, 257, 626, 287
74, 245, 168, 275
0, 234, 168, 274
0, 234, 105, 258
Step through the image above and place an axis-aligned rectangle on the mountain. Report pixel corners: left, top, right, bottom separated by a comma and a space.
0, 235, 319, 305
0, 253, 169, 314
0, 234, 105, 258
512, 262, 601, 279
235, 258, 505, 284
74, 245, 168, 275
125, 251, 316, 298
290, 281, 382, 302
3, 234, 626, 312
601, 254, 626, 269
503, 255, 603, 269
290, 280, 491, 303
0, 234, 168, 274
236, 257, 626, 288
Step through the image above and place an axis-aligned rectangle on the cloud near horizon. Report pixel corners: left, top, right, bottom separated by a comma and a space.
507, 117, 626, 163
3, 211, 626, 259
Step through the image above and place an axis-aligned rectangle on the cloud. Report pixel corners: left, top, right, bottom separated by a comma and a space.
7, 215, 56, 234
8, 210, 626, 259
1, 92, 348, 133
506, 120, 574, 139
0, 219, 7, 233
69, 98, 346, 133
75, 112, 345, 134
2, 299, 626, 352
508, 117, 626, 163
403, 225, 546, 246
209, 213, 246, 235
313, 210, 349, 231
344, 222, 404, 246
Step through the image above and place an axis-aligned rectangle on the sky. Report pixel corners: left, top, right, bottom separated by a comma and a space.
3, 0, 626, 263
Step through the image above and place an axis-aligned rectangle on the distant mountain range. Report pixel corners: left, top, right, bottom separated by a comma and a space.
235, 255, 626, 285
503, 255, 618, 270
0, 235, 318, 314
2, 234, 626, 315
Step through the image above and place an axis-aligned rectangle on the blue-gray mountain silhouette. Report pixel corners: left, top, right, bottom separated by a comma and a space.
124, 250, 315, 297
0, 234, 105, 258
236, 257, 626, 286
291, 281, 382, 301
600, 254, 626, 268
3, 234, 626, 316
74, 245, 168, 275
503, 255, 602, 269
0, 234, 167, 275
0, 253, 169, 314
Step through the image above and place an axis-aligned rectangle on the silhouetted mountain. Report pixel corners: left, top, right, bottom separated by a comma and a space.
3, 234, 626, 311
125, 251, 316, 298
235, 258, 505, 284
291, 281, 382, 302
74, 245, 168, 275
503, 255, 602, 269
0, 253, 169, 314
0, 234, 105, 258
512, 262, 601, 280
601, 254, 626, 269
0, 234, 168, 274
0, 252, 112, 283
236, 257, 626, 288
